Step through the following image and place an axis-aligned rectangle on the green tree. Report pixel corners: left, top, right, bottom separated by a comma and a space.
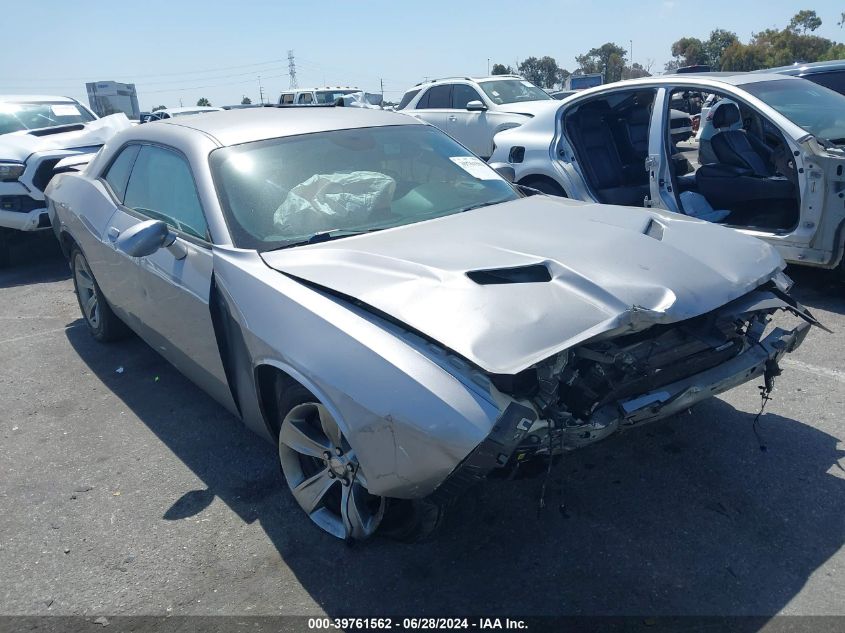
517, 56, 565, 88
720, 42, 767, 71
705, 29, 740, 68
151, 105, 166, 112
622, 62, 652, 79
789, 9, 822, 34
576, 43, 627, 83
666, 36, 707, 70
197, 97, 211, 107
491, 63, 514, 75
241, 96, 252, 105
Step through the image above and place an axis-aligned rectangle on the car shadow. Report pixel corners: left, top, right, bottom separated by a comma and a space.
0, 232, 69, 289
65, 326, 845, 621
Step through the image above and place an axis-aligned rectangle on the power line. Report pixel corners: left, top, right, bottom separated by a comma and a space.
288, 50, 298, 89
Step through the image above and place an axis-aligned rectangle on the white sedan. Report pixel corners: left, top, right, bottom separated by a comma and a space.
489, 73, 845, 277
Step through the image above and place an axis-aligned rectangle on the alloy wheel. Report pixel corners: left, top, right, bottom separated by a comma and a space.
278, 402, 385, 540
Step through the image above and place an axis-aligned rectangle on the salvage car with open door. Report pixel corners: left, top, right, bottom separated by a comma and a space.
490, 74, 845, 278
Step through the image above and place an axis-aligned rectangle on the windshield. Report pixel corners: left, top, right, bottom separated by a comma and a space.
0, 101, 96, 135
315, 90, 360, 104
210, 125, 519, 250
742, 79, 845, 143
479, 79, 552, 105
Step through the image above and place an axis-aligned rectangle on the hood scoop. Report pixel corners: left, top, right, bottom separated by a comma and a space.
466, 263, 552, 285
28, 124, 86, 137
643, 218, 665, 241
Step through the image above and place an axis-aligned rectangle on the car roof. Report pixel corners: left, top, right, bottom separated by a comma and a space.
158, 106, 424, 146
760, 59, 845, 75
569, 73, 798, 97
0, 95, 79, 103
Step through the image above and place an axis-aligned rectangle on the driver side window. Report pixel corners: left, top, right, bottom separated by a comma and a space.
124, 145, 209, 241
452, 84, 483, 109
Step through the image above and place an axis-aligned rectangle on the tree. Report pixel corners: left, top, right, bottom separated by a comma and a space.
720, 42, 767, 71
667, 36, 707, 70
152, 105, 166, 112
517, 56, 565, 88
576, 43, 627, 83
789, 9, 822, 34
622, 62, 652, 79
241, 96, 252, 105
197, 97, 211, 107
705, 29, 739, 68
491, 63, 514, 75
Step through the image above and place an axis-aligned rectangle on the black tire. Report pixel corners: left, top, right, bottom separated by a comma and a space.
70, 247, 129, 342
275, 377, 443, 541
521, 177, 567, 197
0, 229, 11, 269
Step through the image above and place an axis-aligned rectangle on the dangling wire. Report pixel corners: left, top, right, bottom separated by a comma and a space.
752, 385, 773, 452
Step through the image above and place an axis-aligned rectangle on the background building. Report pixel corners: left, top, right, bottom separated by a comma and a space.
85, 81, 140, 119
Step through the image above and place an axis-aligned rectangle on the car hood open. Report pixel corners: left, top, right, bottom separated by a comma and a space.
261, 197, 784, 375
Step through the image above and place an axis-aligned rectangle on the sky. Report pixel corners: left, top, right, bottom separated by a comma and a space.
4, 0, 845, 110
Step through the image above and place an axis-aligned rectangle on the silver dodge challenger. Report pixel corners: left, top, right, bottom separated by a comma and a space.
46, 107, 817, 541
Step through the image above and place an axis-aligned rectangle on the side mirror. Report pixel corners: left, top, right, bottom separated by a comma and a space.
115, 219, 178, 258
488, 162, 515, 182
466, 100, 488, 112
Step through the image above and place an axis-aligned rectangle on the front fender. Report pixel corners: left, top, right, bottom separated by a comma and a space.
212, 248, 503, 499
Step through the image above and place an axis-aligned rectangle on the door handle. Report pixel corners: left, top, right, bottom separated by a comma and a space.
107, 226, 120, 241
448, 115, 457, 121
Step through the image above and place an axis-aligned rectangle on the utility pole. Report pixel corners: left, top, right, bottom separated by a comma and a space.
487, 58, 490, 75
258, 75, 265, 104
380, 78, 384, 100
287, 50, 298, 89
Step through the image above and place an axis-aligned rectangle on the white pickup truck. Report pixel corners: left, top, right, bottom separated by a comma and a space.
0, 95, 131, 266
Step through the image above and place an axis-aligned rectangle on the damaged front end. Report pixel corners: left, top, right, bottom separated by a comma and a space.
431, 285, 815, 501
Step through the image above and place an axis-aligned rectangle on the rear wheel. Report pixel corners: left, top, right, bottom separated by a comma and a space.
70, 247, 128, 342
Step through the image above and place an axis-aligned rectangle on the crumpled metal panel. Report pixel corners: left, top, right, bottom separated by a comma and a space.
262, 196, 785, 375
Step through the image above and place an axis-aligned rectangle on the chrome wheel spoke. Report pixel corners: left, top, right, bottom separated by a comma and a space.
76, 272, 94, 292
280, 410, 331, 458
291, 468, 337, 514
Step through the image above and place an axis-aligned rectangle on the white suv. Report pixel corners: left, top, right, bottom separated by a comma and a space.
398, 76, 558, 159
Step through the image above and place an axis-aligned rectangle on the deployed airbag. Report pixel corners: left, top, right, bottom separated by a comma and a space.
274, 171, 396, 235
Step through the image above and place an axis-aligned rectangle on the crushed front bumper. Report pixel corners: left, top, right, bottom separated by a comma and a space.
430, 319, 811, 502
0, 206, 50, 232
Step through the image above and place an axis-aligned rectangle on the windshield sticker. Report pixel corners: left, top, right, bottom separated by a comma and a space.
450, 156, 500, 180
51, 105, 80, 117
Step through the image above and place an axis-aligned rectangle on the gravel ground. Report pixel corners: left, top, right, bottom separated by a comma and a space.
0, 234, 843, 618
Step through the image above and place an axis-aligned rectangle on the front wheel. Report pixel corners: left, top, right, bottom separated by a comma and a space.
277, 384, 385, 540
70, 247, 129, 342
0, 229, 11, 269
275, 381, 446, 541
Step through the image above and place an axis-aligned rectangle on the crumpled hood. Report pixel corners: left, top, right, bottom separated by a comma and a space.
0, 114, 131, 162
498, 100, 561, 117
261, 197, 784, 375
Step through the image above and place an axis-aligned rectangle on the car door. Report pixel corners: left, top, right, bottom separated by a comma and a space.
108, 143, 235, 410
407, 84, 453, 137
447, 84, 493, 158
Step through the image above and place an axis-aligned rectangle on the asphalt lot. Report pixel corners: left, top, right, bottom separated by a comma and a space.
1, 233, 843, 619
